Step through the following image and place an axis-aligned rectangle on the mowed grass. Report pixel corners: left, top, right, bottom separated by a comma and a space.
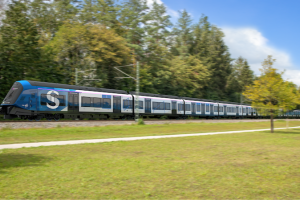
1, 120, 300, 145
0, 120, 300, 145
1, 129, 300, 199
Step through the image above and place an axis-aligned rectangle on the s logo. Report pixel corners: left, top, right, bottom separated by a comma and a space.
47, 90, 60, 109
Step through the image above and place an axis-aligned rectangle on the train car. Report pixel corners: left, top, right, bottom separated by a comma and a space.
182, 97, 216, 119
2, 80, 299, 121
130, 92, 184, 118
0, 80, 132, 120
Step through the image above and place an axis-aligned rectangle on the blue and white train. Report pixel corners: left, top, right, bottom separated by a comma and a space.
0, 80, 299, 120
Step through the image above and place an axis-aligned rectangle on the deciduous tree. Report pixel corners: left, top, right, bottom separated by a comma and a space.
243, 55, 300, 133
45, 22, 131, 88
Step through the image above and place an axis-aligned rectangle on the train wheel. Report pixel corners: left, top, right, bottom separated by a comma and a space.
46, 115, 53, 121
35, 115, 42, 121
54, 114, 60, 121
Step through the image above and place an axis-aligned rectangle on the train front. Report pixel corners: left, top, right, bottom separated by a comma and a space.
0, 81, 31, 119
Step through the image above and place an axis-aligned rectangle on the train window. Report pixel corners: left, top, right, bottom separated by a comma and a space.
153, 102, 163, 110
41, 94, 47, 105
178, 104, 183, 111
57, 95, 65, 106
159, 102, 164, 110
139, 101, 143, 109
94, 98, 101, 108
102, 98, 111, 108
153, 102, 158, 110
31, 93, 35, 98
206, 104, 209, 112
185, 104, 191, 111
197, 104, 200, 112
214, 106, 218, 112
164, 103, 170, 110
123, 99, 132, 109
82, 97, 91, 107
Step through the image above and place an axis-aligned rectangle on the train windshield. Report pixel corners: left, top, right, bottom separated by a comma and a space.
2, 82, 23, 104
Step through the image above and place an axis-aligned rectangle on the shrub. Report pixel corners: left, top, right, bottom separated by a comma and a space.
137, 118, 145, 125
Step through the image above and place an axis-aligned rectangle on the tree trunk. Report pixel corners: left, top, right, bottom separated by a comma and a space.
270, 111, 274, 133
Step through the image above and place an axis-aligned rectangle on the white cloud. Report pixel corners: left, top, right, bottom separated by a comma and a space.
146, 0, 179, 18
222, 27, 300, 85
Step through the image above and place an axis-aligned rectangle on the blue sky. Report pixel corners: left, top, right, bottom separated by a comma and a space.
149, 0, 300, 85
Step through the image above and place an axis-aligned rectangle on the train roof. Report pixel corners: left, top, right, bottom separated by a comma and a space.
26, 81, 128, 94
25, 81, 253, 105
182, 97, 216, 102
130, 91, 182, 99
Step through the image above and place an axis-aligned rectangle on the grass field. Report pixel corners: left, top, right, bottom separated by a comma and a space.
0, 120, 300, 145
1, 128, 300, 199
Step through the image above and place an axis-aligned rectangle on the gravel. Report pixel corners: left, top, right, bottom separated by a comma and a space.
0, 119, 298, 129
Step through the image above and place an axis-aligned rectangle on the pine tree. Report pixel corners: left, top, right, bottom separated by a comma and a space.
142, 1, 172, 93
191, 15, 233, 100
0, 0, 42, 101
79, 0, 123, 34
227, 56, 255, 102
171, 10, 193, 57
119, 0, 148, 57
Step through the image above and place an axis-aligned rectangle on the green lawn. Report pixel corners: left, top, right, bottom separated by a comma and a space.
0, 120, 300, 145
1, 129, 300, 199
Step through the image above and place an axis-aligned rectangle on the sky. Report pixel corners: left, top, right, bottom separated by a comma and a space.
147, 0, 300, 85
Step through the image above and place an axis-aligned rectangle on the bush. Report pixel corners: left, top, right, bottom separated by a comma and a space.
137, 118, 145, 125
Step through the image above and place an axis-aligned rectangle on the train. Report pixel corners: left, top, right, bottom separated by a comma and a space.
1, 80, 299, 120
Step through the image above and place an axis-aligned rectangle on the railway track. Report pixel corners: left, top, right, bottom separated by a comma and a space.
1, 119, 299, 129
0, 118, 279, 123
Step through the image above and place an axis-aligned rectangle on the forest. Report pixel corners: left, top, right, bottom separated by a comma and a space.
0, 0, 256, 103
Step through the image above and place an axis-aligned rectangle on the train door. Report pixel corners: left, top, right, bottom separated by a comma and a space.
210, 104, 214, 116
201, 103, 205, 115
113, 96, 121, 113
224, 105, 227, 117
68, 92, 79, 113
191, 103, 196, 115
172, 101, 177, 115
145, 98, 151, 114
28, 90, 37, 112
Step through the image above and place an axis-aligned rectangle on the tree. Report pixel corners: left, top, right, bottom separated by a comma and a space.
165, 55, 210, 97
119, 0, 148, 57
243, 55, 300, 133
0, 0, 42, 101
45, 22, 131, 88
142, 1, 172, 93
227, 56, 255, 102
171, 9, 193, 57
0, 0, 8, 25
79, 0, 124, 34
190, 15, 233, 100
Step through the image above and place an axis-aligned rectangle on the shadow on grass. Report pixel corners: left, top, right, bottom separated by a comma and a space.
0, 153, 52, 173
